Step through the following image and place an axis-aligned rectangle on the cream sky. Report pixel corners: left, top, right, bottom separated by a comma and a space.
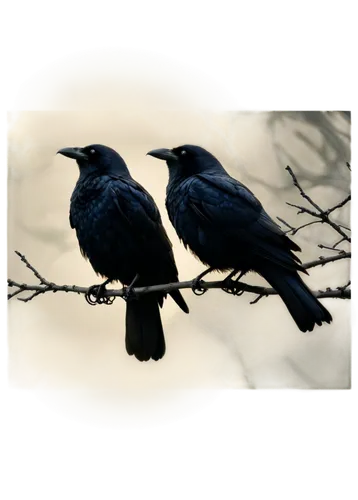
7, 49, 352, 425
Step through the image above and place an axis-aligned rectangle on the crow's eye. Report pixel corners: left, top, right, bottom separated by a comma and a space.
180, 150, 187, 156
90, 149, 96, 154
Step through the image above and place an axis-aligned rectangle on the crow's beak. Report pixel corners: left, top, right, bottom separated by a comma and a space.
57, 147, 88, 161
147, 148, 179, 162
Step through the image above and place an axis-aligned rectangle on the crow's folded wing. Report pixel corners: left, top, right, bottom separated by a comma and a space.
109, 176, 183, 278
186, 173, 303, 272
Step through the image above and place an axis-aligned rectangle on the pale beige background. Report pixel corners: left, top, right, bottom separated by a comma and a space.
8, 110, 350, 389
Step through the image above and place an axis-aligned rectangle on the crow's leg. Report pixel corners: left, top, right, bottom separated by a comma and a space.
191, 267, 215, 296
122, 274, 140, 301
85, 278, 113, 305
222, 270, 248, 296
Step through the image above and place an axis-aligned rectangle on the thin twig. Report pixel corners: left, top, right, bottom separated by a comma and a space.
332, 237, 347, 249
303, 252, 351, 270
14, 251, 50, 285
326, 195, 351, 215
318, 244, 347, 254
285, 166, 351, 243
276, 217, 295, 231
285, 166, 324, 213
278, 218, 322, 236
337, 280, 351, 291
337, 223, 351, 232
250, 294, 267, 305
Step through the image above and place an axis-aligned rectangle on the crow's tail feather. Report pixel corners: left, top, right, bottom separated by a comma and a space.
260, 265, 332, 332
125, 295, 165, 361
170, 289, 189, 314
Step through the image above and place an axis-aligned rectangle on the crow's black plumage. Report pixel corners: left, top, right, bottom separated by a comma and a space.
58, 144, 188, 361
148, 144, 332, 332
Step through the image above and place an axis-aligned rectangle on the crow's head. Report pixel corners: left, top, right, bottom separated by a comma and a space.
57, 144, 130, 177
147, 144, 226, 180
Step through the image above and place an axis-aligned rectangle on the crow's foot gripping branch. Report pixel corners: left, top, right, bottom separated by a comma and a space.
122, 274, 140, 302
222, 270, 247, 296
191, 267, 215, 296
85, 278, 115, 306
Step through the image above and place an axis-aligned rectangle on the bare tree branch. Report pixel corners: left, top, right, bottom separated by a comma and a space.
285, 166, 351, 243
8, 164, 351, 306
7, 251, 351, 304
318, 243, 347, 253
303, 252, 351, 270
277, 217, 322, 236
326, 195, 351, 215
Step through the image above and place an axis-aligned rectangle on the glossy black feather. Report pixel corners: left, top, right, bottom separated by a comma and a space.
155, 144, 332, 332
62, 144, 188, 361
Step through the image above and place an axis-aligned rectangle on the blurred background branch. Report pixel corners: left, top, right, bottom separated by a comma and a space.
239, 111, 351, 194
201, 111, 351, 256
